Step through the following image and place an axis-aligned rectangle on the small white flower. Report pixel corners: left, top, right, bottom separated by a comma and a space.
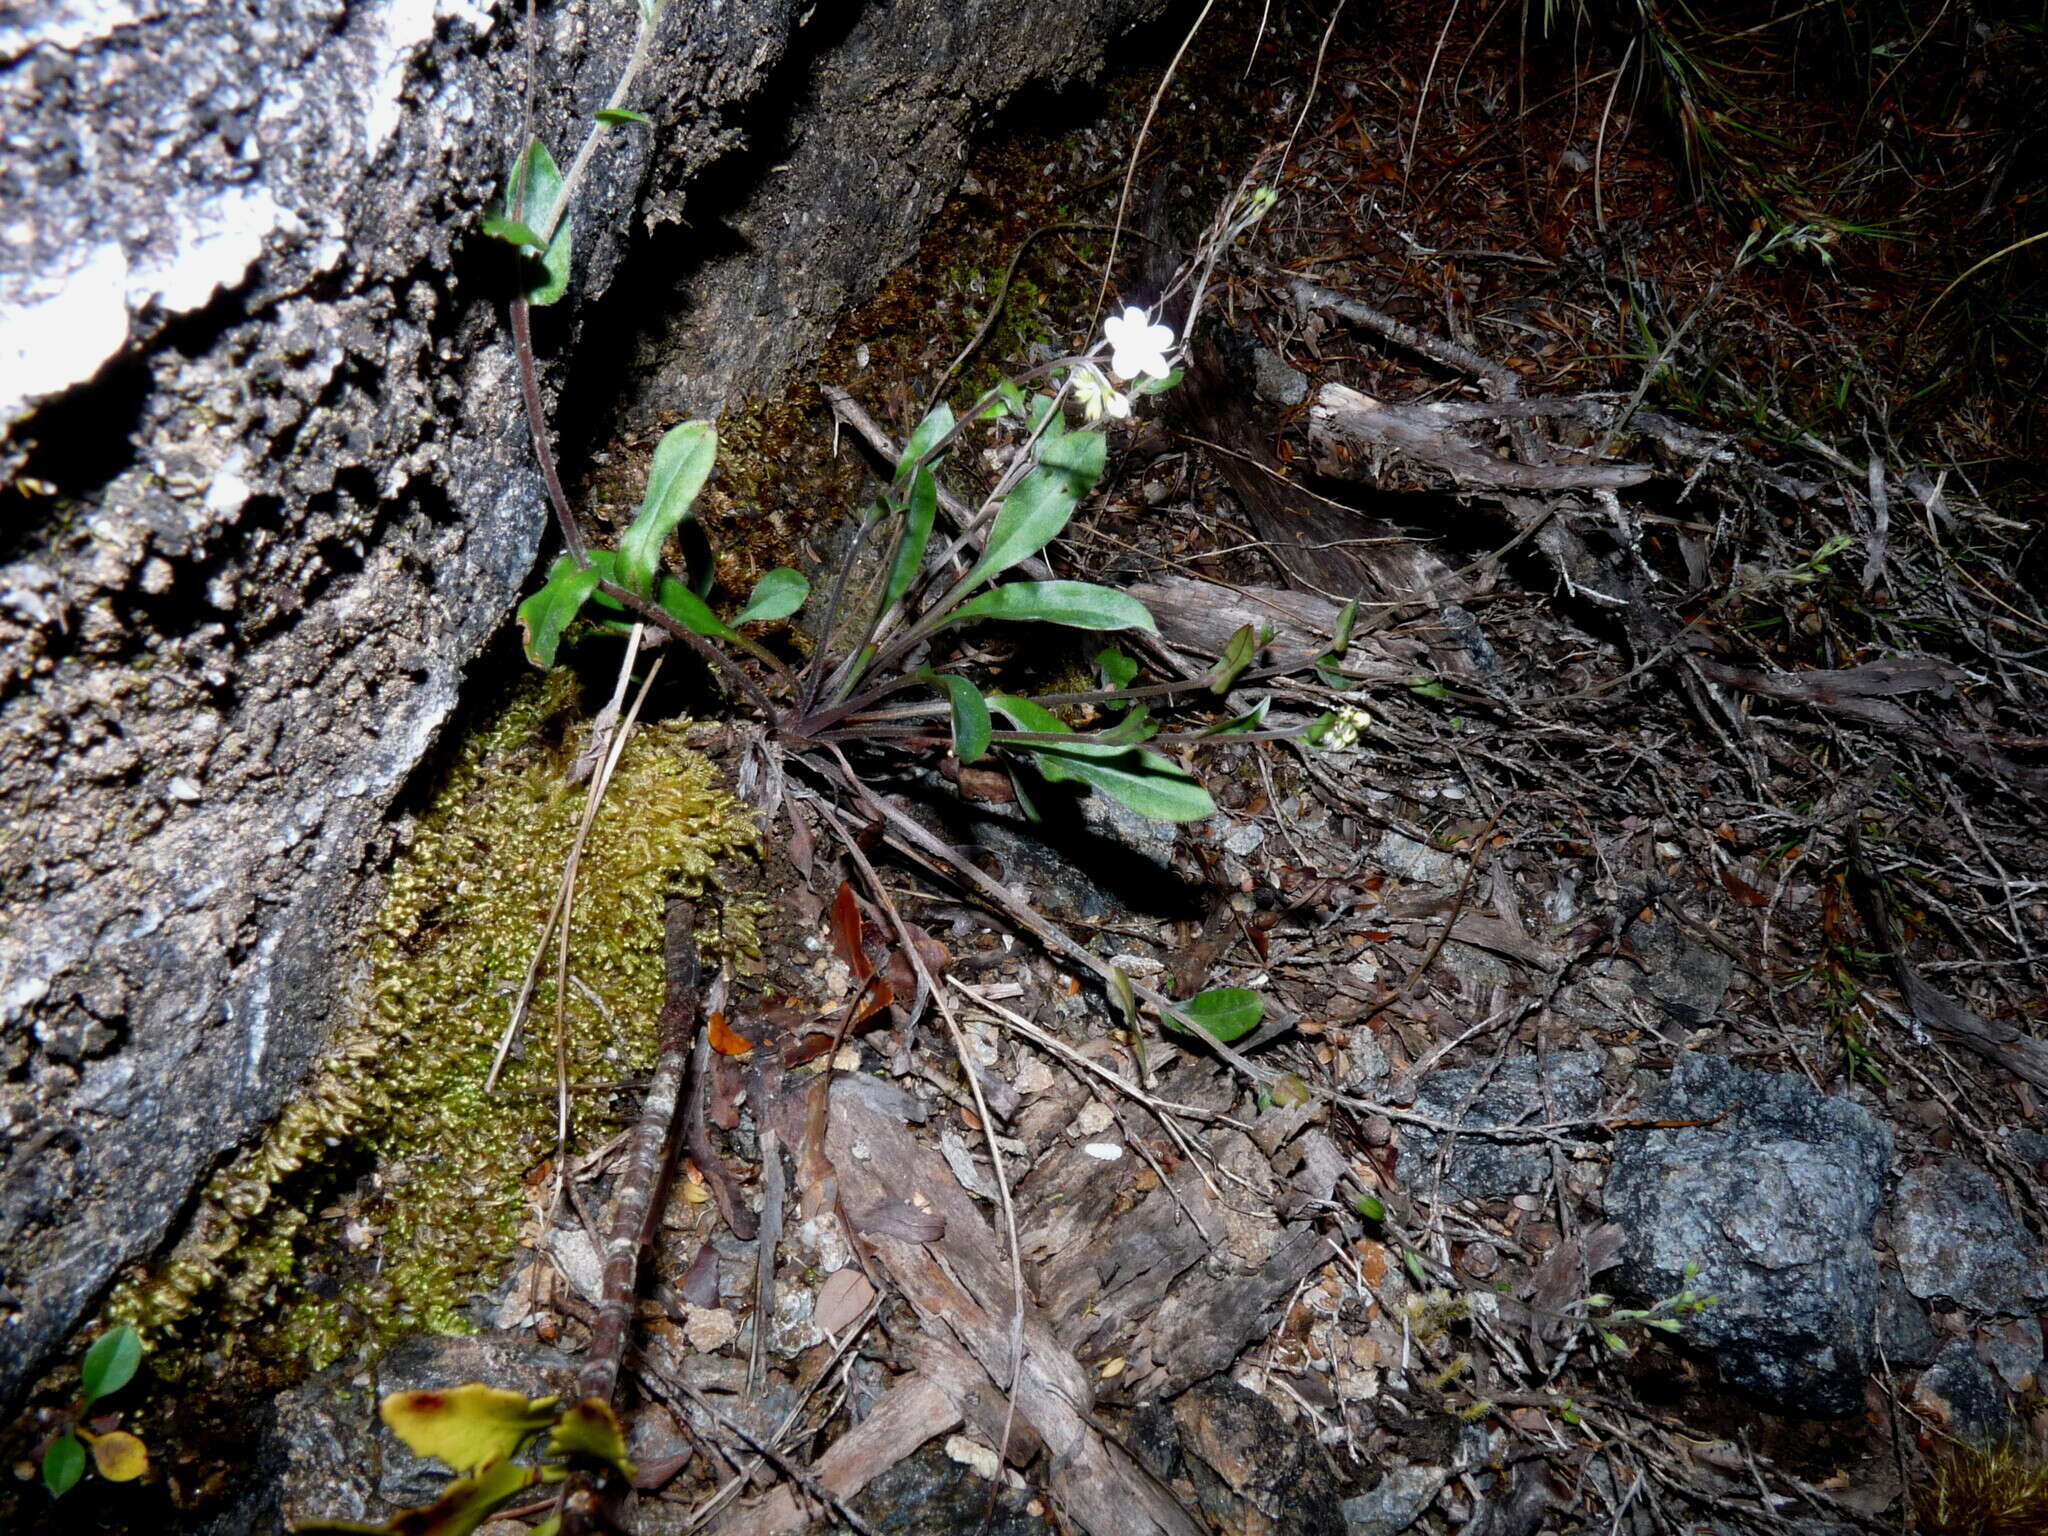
1103, 305, 1175, 382
1069, 362, 1131, 422
1318, 704, 1373, 752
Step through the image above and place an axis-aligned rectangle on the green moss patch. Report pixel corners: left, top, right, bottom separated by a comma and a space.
109, 676, 759, 1376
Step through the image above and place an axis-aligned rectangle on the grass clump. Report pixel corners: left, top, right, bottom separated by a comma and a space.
1913, 1443, 2048, 1536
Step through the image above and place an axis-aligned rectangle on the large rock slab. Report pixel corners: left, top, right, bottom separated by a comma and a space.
0, 0, 1163, 1408
1606, 1053, 1893, 1414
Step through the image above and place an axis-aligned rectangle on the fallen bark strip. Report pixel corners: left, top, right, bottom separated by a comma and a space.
825, 1075, 1205, 1536
711, 1374, 962, 1536
581, 897, 700, 1407
559, 898, 703, 1535
1312, 382, 1652, 492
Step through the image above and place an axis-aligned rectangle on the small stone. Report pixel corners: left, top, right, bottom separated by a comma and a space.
945, 1434, 1002, 1480
683, 1305, 737, 1354
167, 775, 204, 803
1074, 1100, 1114, 1137
1012, 1055, 1055, 1096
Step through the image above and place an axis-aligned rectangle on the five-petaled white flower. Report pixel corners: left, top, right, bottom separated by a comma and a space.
1103, 305, 1175, 382
1069, 362, 1131, 422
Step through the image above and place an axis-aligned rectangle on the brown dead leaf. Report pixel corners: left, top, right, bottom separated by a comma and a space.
707, 1011, 755, 1057
814, 1267, 877, 1334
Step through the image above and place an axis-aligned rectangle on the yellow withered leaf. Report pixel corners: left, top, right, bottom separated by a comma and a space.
81, 1428, 149, 1482
379, 1383, 559, 1471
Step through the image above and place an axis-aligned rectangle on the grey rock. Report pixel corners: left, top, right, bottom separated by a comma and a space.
1875, 1266, 1943, 1368
1251, 347, 1310, 407
1627, 911, 1734, 1024
0, 0, 1168, 1407
1606, 1053, 1893, 1415
274, 1332, 578, 1528
1893, 1158, 2048, 1314
1980, 1315, 2044, 1393
1343, 1462, 1450, 1536
1396, 1052, 1606, 1200
1915, 1338, 2010, 1445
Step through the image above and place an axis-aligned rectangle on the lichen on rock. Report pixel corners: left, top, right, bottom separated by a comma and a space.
107, 674, 759, 1374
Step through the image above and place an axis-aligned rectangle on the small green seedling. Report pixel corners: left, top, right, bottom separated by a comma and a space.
42, 1325, 149, 1499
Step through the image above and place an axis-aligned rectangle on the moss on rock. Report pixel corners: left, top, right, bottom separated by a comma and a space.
107, 675, 759, 1375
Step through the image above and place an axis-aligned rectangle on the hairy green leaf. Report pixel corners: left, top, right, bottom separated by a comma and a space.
517, 557, 603, 668
506, 139, 571, 306
81, 1327, 141, 1407
1175, 987, 1264, 1042
1098, 703, 1156, 744
988, 694, 1212, 821
1207, 623, 1260, 694
1199, 698, 1270, 736
881, 465, 938, 615
1036, 418, 1106, 491
929, 674, 991, 763
618, 421, 717, 596
949, 581, 1157, 633
965, 467, 1081, 588
895, 402, 955, 482
479, 214, 544, 249
1096, 646, 1138, 691
655, 576, 738, 641
733, 567, 808, 625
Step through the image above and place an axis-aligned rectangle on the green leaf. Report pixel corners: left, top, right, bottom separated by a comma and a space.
989, 694, 1214, 822
1036, 420, 1106, 491
548, 1397, 636, 1480
929, 674, 991, 763
655, 575, 738, 641
1098, 703, 1156, 744
1409, 676, 1450, 701
617, 421, 717, 596
1404, 1248, 1428, 1286
1096, 647, 1138, 691
979, 379, 1029, 421
1207, 623, 1260, 694
895, 402, 955, 482
42, 1433, 85, 1499
381, 1384, 560, 1472
1352, 1192, 1387, 1221
296, 1456, 536, 1536
595, 107, 651, 125
1313, 658, 1346, 688
1175, 987, 1264, 1042
1198, 698, 1270, 736
881, 465, 938, 615
949, 581, 1157, 633
1330, 595, 1359, 653
1133, 366, 1185, 396
81, 1326, 142, 1407
964, 467, 1083, 589
1108, 966, 1139, 1033
733, 568, 808, 625
479, 214, 545, 249
506, 139, 571, 306
517, 557, 603, 668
